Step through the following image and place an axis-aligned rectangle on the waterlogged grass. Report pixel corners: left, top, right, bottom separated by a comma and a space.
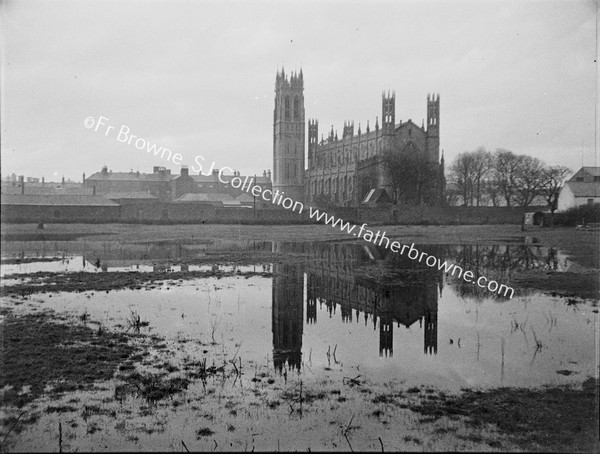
0, 310, 139, 407
409, 378, 599, 452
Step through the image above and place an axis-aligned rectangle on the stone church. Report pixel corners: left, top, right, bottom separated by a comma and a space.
273, 68, 445, 207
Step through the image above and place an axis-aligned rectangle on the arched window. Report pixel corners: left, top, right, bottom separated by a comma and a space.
293, 97, 299, 120
285, 96, 290, 121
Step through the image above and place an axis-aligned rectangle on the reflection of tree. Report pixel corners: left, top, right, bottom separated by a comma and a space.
445, 244, 561, 300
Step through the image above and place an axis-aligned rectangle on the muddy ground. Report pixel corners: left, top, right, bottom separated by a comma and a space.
0, 223, 598, 452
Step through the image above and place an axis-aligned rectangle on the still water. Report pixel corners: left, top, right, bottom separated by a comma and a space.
5, 241, 596, 391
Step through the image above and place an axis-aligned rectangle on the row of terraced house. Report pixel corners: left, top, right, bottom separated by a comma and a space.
0, 165, 288, 223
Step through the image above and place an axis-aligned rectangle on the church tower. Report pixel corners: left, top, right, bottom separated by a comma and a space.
382, 91, 395, 135
426, 94, 440, 163
273, 68, 306, 203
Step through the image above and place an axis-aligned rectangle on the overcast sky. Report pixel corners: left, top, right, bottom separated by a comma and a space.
1, 0, 597, 181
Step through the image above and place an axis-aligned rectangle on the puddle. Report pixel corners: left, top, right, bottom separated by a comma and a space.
0, 256, 101, 276
0, 238, 583, 279
7, 247, 596, 390
0, 257, 268, 277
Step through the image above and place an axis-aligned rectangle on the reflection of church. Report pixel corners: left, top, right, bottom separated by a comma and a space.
270, 241, 442, 371
271, 261, 304, 372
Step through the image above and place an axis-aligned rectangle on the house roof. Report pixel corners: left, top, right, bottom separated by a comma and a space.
174, 193, 213, 202
192, 174, 271, 184
564, 181, 600, 198
1, 194, 119, 206
174, 192, 236, 203
236, 193, 255, 202
221, 199, 243, 207
569, 166, 600, 182
1, 185, 94, 196
86, 171, 177, 182
104, 191, 157, 200
580, 166, 600, 177
85, 169, 271, 185
362, 188, 391, 204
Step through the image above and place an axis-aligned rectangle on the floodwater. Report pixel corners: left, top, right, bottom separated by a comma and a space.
1, 240, 597, 451
3, 241, 596, 389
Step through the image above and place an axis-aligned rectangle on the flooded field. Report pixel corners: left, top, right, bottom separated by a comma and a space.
1, 232, 598, 452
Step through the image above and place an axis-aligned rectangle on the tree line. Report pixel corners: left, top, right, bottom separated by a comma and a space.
448, 148, 571, 212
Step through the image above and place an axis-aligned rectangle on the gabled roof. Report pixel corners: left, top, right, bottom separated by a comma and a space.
1, 194, 119, 206
564, 181, 600, 197
395, 119, 425, 132
236, 193, 255, 202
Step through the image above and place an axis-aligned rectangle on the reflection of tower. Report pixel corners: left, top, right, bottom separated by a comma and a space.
379, 312, 393, 357
424, 309, 438, 355
272, 262, 304, 373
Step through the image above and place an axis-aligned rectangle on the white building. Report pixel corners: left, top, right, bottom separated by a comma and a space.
557, 167, 600, 211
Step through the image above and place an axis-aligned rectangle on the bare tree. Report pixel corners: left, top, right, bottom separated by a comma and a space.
381, 150, 436, 204
492, 149, 522, 207
450, 152, 475, 205
483, 178, 501, 206
471, 147, 493, 206
540, 166, 571, 214
514, 155, 546, 207
381, 151, 413, 204
413, 156, 438, 205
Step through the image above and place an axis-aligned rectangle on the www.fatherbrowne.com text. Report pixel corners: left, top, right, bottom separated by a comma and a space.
216, 164, 514, 298
84, 116, 514, 298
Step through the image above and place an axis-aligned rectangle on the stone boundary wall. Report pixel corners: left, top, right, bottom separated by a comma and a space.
2, 202, 545, 225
